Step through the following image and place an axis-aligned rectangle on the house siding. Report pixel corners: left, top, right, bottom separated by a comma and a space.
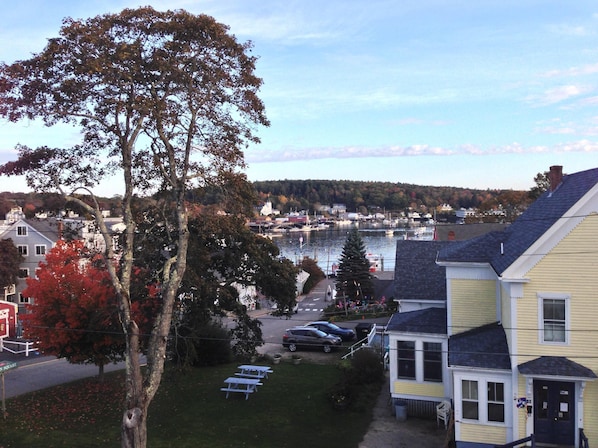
392, 381, 445, 398
583, 382, 598, 440
0, 219, 57, 311
451, 279, 496, 334
517, 215, 598, 368
459, 423, 506, 446
515, 214, 598, 444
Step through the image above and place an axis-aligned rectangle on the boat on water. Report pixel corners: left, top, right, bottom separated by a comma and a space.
409, 226, 435, 240
366, 253, 383, 272
385, 229, 394, 237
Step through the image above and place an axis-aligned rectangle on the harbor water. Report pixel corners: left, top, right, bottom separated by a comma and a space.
271, 227, 424, 276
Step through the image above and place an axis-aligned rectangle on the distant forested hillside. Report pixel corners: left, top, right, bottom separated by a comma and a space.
0, 191, 123, 219
0, 178, 532, 220
252, 179, 529, 216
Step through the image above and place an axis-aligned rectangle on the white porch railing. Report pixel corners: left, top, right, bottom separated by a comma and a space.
0, 338, 38, 357
342, 324, 379, 359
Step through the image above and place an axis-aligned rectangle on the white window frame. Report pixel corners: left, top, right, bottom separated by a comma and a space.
462, 379, 479, 421
487, 381, 505, 423
538, 293, 570, 345
35, 245, 46, 256
16, 225, 27, 236
423, 341, 443, 383
18, 268, 29, 278
395, 337, 446, 384
17, 245, 28, 256
397, 340, 416, 380
455, 373, 509, 426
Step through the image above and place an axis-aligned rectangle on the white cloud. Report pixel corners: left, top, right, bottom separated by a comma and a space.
534, 116, 598, 136
542, 63, 598, 78
246, 140, 598, 163
526, 84, 592, 106
548, 23, 593, 37
391, 118, 451, 126
577, 96, 598, 107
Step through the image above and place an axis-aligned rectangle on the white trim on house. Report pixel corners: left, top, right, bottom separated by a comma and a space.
536, 292, 570, 346
452, 369, 513, 443
388, 331, 451, 401
501, 182, 598, 280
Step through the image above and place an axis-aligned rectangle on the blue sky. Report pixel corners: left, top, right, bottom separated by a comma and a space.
1, 1, 598, 195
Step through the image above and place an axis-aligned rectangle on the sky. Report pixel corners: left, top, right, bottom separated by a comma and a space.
1, 0, 598, 196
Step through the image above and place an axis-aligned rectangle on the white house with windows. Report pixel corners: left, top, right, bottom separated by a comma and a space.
0, 210, 60, 312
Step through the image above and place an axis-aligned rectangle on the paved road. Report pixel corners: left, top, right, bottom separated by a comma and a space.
0, 352, 130, 399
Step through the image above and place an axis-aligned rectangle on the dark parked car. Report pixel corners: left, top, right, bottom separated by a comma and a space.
282, 326, 342, 353
306, 321, 356, 341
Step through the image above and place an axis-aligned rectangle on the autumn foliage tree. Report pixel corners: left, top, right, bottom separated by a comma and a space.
22, 240, 123, 378
0, 7, 268, 448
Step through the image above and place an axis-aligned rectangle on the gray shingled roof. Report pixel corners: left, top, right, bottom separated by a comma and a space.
438, 167, 598, 275
434, 222, 509, 242
26, 219, 61, 242
448, 322, 511, 370
518, 356, 597, 379
386, 307, 447, 335
393, 240, 450, 301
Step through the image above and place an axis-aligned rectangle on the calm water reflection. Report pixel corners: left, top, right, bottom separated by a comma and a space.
272, 227, 406, 276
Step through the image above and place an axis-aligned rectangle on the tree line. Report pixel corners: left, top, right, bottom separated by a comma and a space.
252, 179, 530, 216
0, 179, 528, 220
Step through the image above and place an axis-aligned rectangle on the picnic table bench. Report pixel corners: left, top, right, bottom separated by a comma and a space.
235, 365, 274, 379
220, 377, 263, 400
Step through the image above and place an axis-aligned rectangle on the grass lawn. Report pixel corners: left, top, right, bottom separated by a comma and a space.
0, 358, 380, 447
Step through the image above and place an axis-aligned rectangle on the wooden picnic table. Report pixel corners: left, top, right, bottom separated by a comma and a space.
220, 377, 263, 400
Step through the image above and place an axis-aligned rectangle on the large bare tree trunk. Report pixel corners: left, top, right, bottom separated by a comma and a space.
122, 322, 146, 447
120, 197, 189, 448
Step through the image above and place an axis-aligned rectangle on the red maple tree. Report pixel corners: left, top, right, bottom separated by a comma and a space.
23, 240, 126, 378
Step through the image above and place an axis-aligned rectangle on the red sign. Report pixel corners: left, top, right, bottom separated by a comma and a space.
0, 302, 18, 338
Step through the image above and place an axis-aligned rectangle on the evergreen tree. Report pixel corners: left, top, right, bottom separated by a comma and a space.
335, 229, 374, 306
0, 239, 23, 291
529, 171, 551, 200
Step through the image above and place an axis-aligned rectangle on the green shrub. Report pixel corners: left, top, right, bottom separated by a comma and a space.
328, 348, 384, 412
349, 348, 384, 384
171, 321, 232, 367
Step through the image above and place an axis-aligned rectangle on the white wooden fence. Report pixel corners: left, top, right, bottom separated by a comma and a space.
0, 339, 37, 357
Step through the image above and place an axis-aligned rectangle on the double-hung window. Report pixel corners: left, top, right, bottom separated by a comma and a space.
539, 294, 568, 344
423, 342, 442, 382
462, 379, 479, 420
35, 245, 46, 256
17, 245, 28, 256
397, 340, 416, 379
487, 382, 505, 422
17, 225, 27, 236
460, 378, 506, 424
397, 339, 444, 382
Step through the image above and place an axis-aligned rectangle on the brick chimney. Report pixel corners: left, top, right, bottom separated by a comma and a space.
548, 165, 563, 192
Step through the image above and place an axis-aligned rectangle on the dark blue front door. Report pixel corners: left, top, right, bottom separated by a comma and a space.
534, 380, 575, 446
